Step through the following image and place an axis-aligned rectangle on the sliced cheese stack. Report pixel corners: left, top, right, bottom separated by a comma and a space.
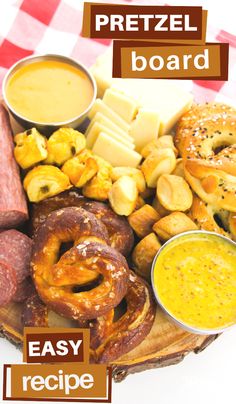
86, 90, 142, 168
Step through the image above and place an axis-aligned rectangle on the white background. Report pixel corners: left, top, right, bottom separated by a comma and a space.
0, 1, 236, 403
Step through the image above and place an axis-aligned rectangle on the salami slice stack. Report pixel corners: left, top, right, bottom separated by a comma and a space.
0, 229, 33, 306
0, 105, 28, 228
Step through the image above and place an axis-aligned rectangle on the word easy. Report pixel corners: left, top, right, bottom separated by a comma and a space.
28, 339, 82, 357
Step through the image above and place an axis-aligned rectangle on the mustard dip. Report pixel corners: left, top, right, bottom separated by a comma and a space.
6, 60, 94, 123
153, 232, 236, 331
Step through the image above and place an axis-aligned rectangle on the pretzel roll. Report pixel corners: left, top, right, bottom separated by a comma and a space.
175, 103, 236, 211
157, 174, 193, 211
81, 271, 156, 363
31, 207, 129, 320
31, 189, 134, 257
184, 146, 236, 211
153, 212, 198, 241
132, 233, 161, 281
189, 195, 236, 240
175, 103, 236, 156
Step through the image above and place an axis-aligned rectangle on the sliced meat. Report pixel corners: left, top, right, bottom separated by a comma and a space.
0, 229, 33, 283
12, 276, 36, 303
0, 105, 28, 228
0, 260, 17, 306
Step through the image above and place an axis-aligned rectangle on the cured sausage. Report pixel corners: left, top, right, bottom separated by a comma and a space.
0, 105, 28, 228
12, 276, 35, 303
0, 261, 17, 306
0, 229, 33, 283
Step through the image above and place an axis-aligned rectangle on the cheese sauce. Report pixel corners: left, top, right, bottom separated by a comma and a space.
153, 233, 236, 331
6, 60, 94, 123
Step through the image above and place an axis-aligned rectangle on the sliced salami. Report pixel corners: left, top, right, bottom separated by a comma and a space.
0, 230, 33, 283
0, 260, 17, 306
12, 276, 36, 303
0, 105, 28, 228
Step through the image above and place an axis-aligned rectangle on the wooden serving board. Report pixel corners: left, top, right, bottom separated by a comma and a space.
0, 302, 218, 382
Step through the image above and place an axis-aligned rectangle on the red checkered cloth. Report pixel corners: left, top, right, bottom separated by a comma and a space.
0, 0, 236, 104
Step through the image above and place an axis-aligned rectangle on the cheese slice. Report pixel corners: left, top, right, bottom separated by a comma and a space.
86, 121, 135, 150
129, 108, 160, 151
85, 112, 133, 143
92, 132, 142, 168
103, 88, 139, 123
88, 99, 130, 133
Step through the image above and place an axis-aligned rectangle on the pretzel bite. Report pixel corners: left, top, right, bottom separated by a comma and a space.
23, 165, 71, 202
30, 189, 134, 257
157, 174, 193, 211
175, 103, 236, 211
62, 150, 98, 187
111, 167, 146, 193
128, 204, 160, 238
172, 158, 185, 177
189, 195, 236, 240
153, 212, 198, 241
46, 128, 86, 166
14, 128, 47, 169
108, 176, 138, 216
132, 233, 161, 281
81, 271, 156, 363
141, 135, 178, 159
141, 148, 176, 188
22, 294, 48, 327
31, 207, 129, 320
152, 197, 170, 217
83, 156, 112, 201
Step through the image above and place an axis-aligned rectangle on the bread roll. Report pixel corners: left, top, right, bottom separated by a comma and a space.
128, 204, 160, 238
108, 176, 138, 216
141, 148, 176, 188
153, 212, 198, 241
157, 174, 193, 211
132, 233, 161, 281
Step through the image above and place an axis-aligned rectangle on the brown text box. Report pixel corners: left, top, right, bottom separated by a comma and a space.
23, 327, 90, 364
3, 364, 112, 402
112, 41, 229, 80
82, 3, 204, 41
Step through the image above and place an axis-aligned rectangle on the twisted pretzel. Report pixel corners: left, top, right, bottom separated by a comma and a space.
22, 271, 156, 363
175, 103, 236, 211
31, 189, 134, 257
31, 207, 129, 320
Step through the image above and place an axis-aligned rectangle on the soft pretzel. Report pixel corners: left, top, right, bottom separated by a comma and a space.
189, 195, 236, 240
31, 189, 134, 257
86, 271, 155, 363
175, 103, 236, 211
31, 207, 129, 320
22, 272, 156, 364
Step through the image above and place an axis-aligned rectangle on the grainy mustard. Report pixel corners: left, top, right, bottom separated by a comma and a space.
153, 233, 236, 330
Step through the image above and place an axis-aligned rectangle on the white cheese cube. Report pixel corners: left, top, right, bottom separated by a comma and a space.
103, 88, 139, 123
92, 132, 142, 168
129, 108, 160, 151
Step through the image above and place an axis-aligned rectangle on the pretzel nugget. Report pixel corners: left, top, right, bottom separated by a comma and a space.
128, 204, 160, 238
141, 148, 176, 188
132, 233, 161, 281
153, 212, 198, 241
152, 197, 170, 217
157, 174, 193, 211
109, 176, 138, 216
23, 165, 71, 202
83, 156, 112, 201
141, 135, 178, 158
111, 166, 146, 193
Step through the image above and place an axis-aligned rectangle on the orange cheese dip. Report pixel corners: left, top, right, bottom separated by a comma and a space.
6, 60, 94, 123
153, 233, 236, 331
